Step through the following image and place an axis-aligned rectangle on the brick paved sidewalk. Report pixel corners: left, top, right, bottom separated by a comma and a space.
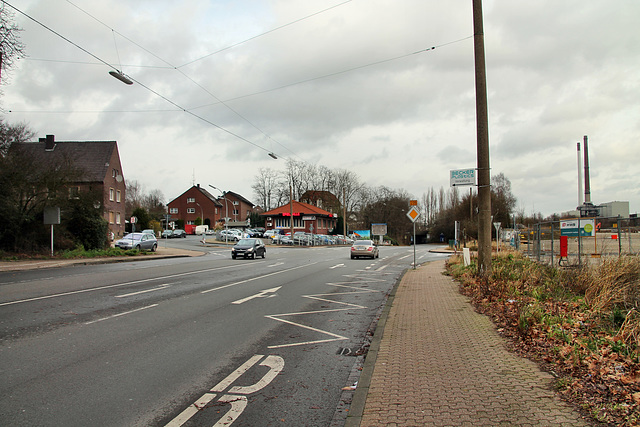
347, 259, 590, 426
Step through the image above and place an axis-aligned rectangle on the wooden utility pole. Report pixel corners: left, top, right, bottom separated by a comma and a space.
473, 0, 492, 275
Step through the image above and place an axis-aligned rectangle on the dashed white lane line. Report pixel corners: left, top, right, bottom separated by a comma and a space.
84, 304, 158, 325
115, 284, 170, 298
201, 263, 316, 294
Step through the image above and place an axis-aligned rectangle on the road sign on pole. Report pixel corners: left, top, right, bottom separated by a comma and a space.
406, 207, 420, 222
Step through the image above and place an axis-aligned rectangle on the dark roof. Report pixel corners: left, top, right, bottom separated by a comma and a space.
14, 140, 119, 183
224, 191, 254, 207
168, 185, 223, 206
261, 200, 334, 217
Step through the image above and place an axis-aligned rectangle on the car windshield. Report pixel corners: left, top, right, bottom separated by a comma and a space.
237, 239, 256, 246
123, 233, 143, 240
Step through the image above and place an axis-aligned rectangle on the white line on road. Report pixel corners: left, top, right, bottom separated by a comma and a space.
330, 263, 345, 269
266, 262, 285, 268
201, 263, 316, 294
84, 304, 158, 325
232, 286, 281, 304
115, 284, 170, 298
0, 264, 244, 307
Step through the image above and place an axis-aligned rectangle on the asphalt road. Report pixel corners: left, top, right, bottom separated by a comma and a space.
0, 240, 448, 426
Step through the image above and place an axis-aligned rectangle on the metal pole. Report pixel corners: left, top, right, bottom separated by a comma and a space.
413, 221, 416, 270
578, 218, 582, 266
617, 215, 622, 256
551, 222, 554, 266
473, 0, 491, 276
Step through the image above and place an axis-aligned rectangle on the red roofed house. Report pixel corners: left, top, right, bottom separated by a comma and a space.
261, 200, 337, 235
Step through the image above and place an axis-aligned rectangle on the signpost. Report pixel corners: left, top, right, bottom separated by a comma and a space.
406, 203, 420, 269
450, 168, 477, 187
44, 207, 60, 257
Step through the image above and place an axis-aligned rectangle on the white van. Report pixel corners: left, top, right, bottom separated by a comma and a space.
195, 225, 209, 235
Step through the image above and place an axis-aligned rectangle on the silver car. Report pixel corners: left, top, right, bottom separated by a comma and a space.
115, 232, 158, 251
350, 239, 379, 259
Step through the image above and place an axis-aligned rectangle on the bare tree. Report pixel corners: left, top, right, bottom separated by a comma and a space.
252, 167, 282, 211
0, 4, 26, 87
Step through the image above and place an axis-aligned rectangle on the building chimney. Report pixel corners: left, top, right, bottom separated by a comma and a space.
583, 135, 591, 204
44, 134, 56, 151
577, 142, 583, 207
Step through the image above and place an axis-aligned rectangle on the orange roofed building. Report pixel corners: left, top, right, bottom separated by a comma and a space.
261, 200, 337, 235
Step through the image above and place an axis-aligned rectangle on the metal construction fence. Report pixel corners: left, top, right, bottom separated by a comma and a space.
521, 216, 640, 267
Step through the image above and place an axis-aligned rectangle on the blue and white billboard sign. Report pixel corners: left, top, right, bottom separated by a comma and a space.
450, 168, 476, 186
560, 219, 595, 237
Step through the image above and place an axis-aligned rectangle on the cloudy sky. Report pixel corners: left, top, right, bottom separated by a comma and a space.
2, 0, 639, 217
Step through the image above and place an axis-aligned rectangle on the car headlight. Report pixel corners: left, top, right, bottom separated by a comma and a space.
247, 247, 254, 252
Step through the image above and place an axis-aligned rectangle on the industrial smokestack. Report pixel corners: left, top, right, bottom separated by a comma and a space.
577, 142, 583, 207
583, 135, 591, 204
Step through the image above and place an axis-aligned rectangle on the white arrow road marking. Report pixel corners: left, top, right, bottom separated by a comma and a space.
330, 263, 345, 269
201, 263, 315, 294
115, 284, 170, 298
232, 286, 282, 305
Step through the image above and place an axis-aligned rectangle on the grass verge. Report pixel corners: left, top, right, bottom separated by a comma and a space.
447, 251, 640, 426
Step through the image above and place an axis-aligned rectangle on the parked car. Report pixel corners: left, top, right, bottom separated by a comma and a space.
171, 229, 187, 238
231, 238, 266, 259
115, 232, 158, 251
142, 229, 156, 236
219, 229, 241, 241
350, 239, 379, 259
161, 229, 173, 238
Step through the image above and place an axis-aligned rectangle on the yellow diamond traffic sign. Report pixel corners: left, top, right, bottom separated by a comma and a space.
406, 206, 420, 222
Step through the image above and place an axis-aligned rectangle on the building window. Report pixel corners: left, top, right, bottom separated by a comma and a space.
109, 188, 115, 201
116, 190, 121, 203
109, 211, 114, 224
187, 208, 195, 214
69, 186, 80, 199
116, 212, 121, 224
170, 208, 178, 214
233, 209, 239, 216
186, 220, 195, 225
187, 197, 195, 203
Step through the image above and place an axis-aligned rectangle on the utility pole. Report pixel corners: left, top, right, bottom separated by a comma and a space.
473, 0, 492, 275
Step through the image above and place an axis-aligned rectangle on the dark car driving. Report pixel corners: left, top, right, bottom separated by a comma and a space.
231, 238, 266, 259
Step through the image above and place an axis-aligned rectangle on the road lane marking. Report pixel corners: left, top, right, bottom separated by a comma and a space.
232, 286, 281, 305
265, 315, 348, 349
115, 284, 170, 298
330, 263, 345, 269
84, 304, 158, 325
266, 262, 284, 268
167, 355, 283, 427
228, 355, 284, 394
201, 263, 316, 294
0, 264, 244, 307
376, 265, 388, 271
211, 354, 263, 392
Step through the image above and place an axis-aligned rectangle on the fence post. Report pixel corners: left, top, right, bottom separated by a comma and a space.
578, 218, 582, 266
551, 222, 555, 266
536, 223, 541, 262
617, 215, 622, 256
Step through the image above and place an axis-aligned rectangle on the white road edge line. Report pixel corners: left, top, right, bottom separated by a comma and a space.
84, 304, 158, 325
